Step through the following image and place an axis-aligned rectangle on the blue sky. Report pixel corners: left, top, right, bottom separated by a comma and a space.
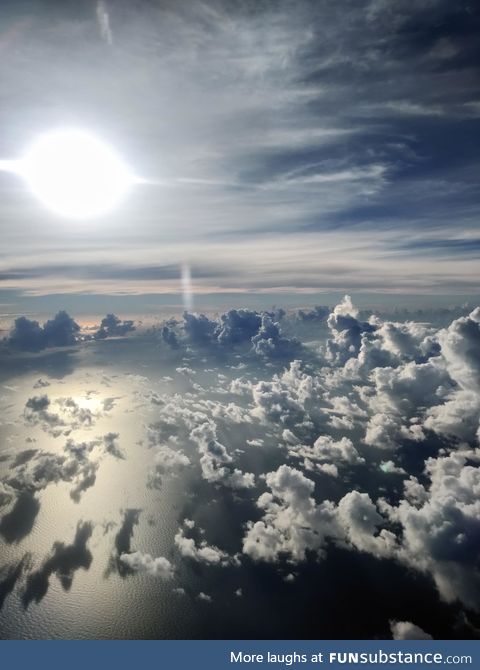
0, 0, 479, 304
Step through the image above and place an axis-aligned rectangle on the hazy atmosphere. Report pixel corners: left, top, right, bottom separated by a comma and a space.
0, 0, 479, 640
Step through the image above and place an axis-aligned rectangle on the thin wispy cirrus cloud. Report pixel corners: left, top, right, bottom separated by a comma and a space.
0, 0, 478, 302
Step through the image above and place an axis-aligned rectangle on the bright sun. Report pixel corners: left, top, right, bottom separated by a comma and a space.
17, 129, 136, 219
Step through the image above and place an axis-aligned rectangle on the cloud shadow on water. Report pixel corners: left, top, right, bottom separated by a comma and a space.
11, 449, 39, 468
0, 349, 78, 385
0, 554, 30, 611
0, 491, 40, 544
106, 508, 141, 578
22, 521, 93, 609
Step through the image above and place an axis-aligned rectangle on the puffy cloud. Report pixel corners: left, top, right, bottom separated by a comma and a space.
379, 460, 406, 475
175, 525, 237, 567
282, 429, 300, 445
161, 325, 179, 349
181, 308, 298, 360
324, 296, 440, 377
364, 359, 449, 449
95, 314, 135, 339
7, 316, 45, 352
25, 394, 51, 415
23, 395, 97, 436
229, 377, 252, 395
119, 551, 174, 579
316, 463, 339, 477
291, 435, 365, 472
251, 315, 301, 360
336, 491, 396, 558
363, 307, 480, 446
240, 296, 480, 605
42, 311, 81, 347
190, 420, 254, 489
241, 297, 480, 610
252, 377, 306, 428
390, 620, 433, 640
325, 296, 376, 365
183, 312, 217, 345
7, 311, 80, 351
16, 452, 94, 502
380, 451, 480, 610
333, 295, 360, 319
208, 400, 253, 425
243, 465, 339, 562
424, 390, 480, 443
373, 320, 439, 363
438, 307, 480, 392
57, 397, 96, 427
403, 476, 429, 506
197, 592, 212, 602
216, 309, 262, 346
22, 393, 117, 437
176, 366, 196, 377
323, 393, 368, 431
147, 445, 190, 489
6, 434, 121, 502
251, 360, 324, 431
243, 464, 396, 563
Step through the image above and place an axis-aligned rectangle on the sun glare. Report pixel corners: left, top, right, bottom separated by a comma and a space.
17, 129, 135, 219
